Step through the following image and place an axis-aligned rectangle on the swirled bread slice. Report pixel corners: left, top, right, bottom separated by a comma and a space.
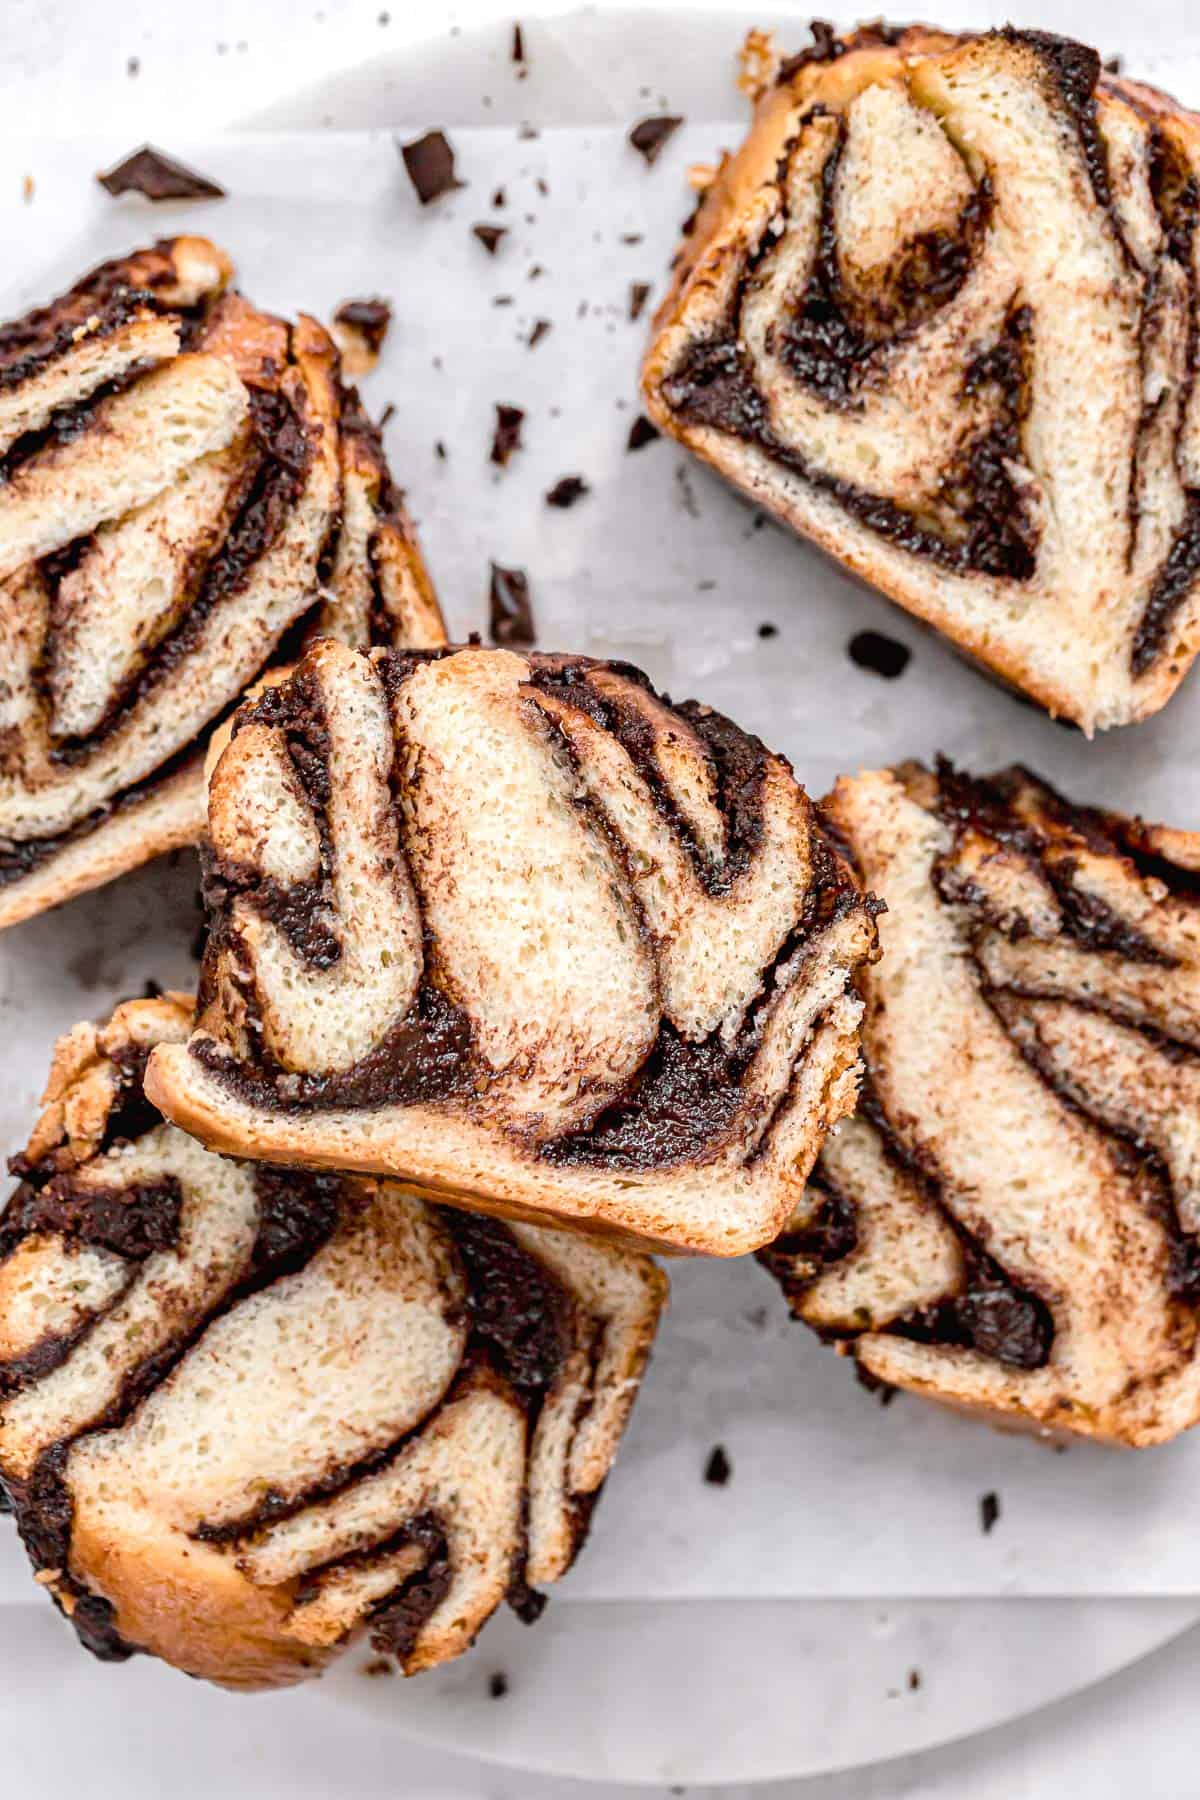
0, 997, 663, 1688
760, 760, 1200, 1445
644, 26, 1200, 732
145, 639, 878, 1255
0, 241, 445, 932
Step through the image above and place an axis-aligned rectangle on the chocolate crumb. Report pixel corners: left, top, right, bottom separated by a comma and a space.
629, 115, 683, 166
629, 280, 652, 322
518, 123, 540, 141
528, 263, 544, 279
627, 414, 660, 452
435, 440, 447, 461
848, 630, 911, 679
757, 622, 778, 639
546, 475, 589, 508
703, 1445, 732, 1486
472, 222, 507, 255
379, 402, 396, 429
527, 318, 552, 348
492, 294, 514, 307
536, 177, 549, 197
908, 1668, 922, 1691
979, 1491, 1000, 1535
489, 562, 535, 645
399, 130, 465, 205
621, 231, 644, 245
363, 1657, 394, 1678
490, 403, 525, 467
97, 145, 225, 201
489, 1670, 509, 1698
511, 23, 525, 63
492, 185, 506, 207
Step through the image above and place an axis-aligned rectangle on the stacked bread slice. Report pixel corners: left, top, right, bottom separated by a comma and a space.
761, 761, 1200, 1445
643, 26, 1200, 731
0, 238, 444, 931
144, 639, 880, 1255
0, 995, 665, 1687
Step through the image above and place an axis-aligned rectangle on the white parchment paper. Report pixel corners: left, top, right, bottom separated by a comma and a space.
7, 90, 1200, 1602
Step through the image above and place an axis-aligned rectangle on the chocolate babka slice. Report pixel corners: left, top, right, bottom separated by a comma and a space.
144, 639, 878, 1255
0, 996, 663, 1688
643, 26, 1200, 731
0, 239, 445, 932
761, 760, 1200, 1445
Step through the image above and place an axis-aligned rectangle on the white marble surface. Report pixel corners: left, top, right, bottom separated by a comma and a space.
4, 0, 1200, 1792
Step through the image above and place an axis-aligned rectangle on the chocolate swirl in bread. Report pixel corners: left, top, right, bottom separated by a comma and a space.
761, 761, 1200, 1445
643, 26, 1200, 731
0, 996, 663, 1687
0, 238, 445, 932
144, 639, 878, 1255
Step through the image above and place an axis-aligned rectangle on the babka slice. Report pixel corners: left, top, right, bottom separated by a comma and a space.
0, 996, 664, 1688
760, 760, 1200, 1445
144, 639, 879, 1255
643, 26, 1200, 732
0, 239, 445, 932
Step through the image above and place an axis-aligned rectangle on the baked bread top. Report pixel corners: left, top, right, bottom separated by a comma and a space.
643, 26, 1200, 731
0, 238, 444, 931
0, 996, 664, 1687
762, 760, 1200, 1445
145, 638, 879, 1255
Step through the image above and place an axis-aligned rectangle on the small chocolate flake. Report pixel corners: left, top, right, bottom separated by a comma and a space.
399, 130, 465, 205
511, 23, 525, 63
492, 294, 514, 308
979, 1491, 1000, 1535
546, 475, 589, 508
334, 296, 391, 350
848, 629, 911, 680
489, 1670, 509, 1699
908, 1669, 922, 1691
379, 403, 396, 429
527, 263, 545, 280
536, 177, 549, 197
363, 1657, 394, 1678
518, 123, 540, 141
629, 280, 652, 322
757, 622, 778, 639
492, 186, 506, 207
435, 440, 447, 461
472, 223, 507, 255
97, 145, 225, 201
489, 563, 535, 645
627, 414, 660, 452
528, 318, 552, 348
126, 56, 140, 77
490, 405, 524, 467
704, 1445, 732, 1486
629, 115, 683, 166
620, 231, 643, 244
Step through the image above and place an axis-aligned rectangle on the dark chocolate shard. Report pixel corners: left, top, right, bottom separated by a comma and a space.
757, 622, 778, 639
96, 145, 225, 202
626, 414, 660, 451
332, 297, 392, 355
511, 22, 525, 63
490, 1670, 509, 1698
848, 630, 912, 679
490, 403, 525, 467
979, 1491, 1000, 1535
703, 1445, 732, 1486
472, 223, 507, 255
399, 131, 465, 205
629, 115, 683, 166
629, 280, 652, 322
527, 318, 552, 348
545, 475, 589, 508
489, 562, 535, 645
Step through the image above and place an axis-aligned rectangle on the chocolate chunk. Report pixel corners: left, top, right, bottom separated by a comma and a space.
527, 318, 552, 348
626, 414, 660, 452
757, 622, 778, 639
511, 22, 525, 63
490, 403, 524, 467
629, 280, 652, 322
332, 297, 392, 361
703, 1445, 732, 1486
489, 562, 535, 645
545, 475, 589, 508
97, 145, 225, 201
399, 130, 465, 205
629, 115, 683, 166
472, 223, 507, 254
848, 630, 912, 679
490, 1670, 509, 1698
979, 1491, 1000, 1535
